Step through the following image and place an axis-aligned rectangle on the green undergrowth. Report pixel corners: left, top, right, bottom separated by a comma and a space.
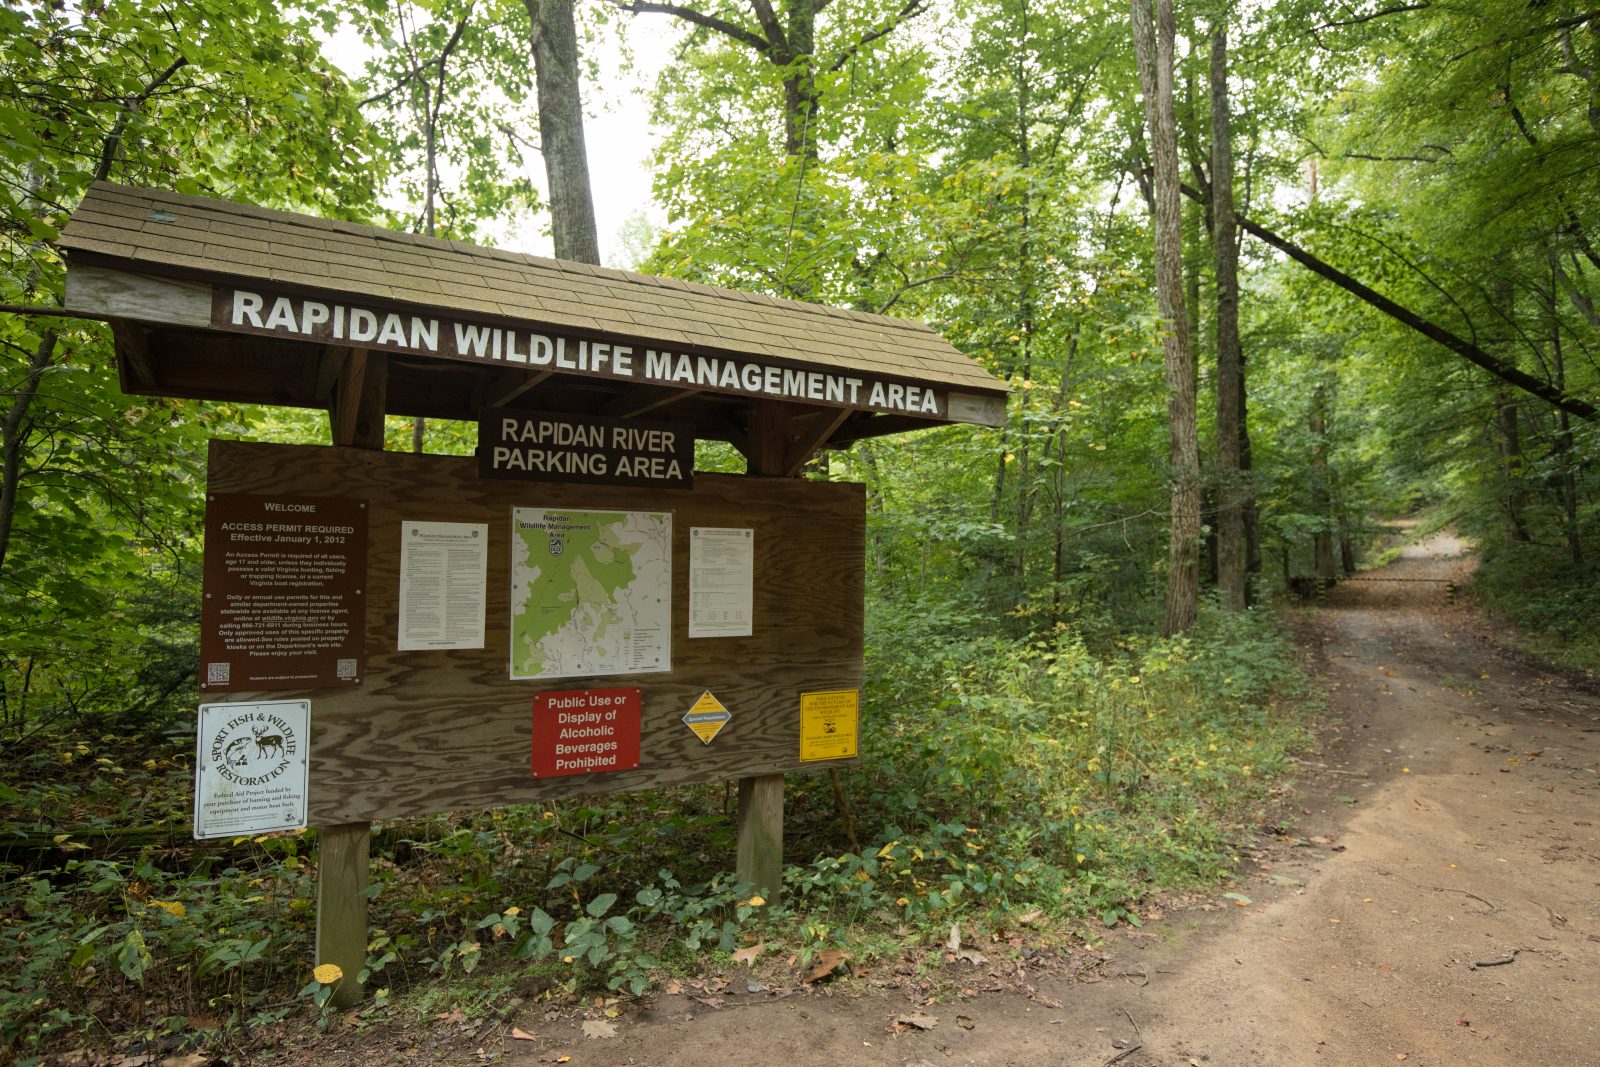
1470, 538, 1600, 673
0, 606, 1312, 1061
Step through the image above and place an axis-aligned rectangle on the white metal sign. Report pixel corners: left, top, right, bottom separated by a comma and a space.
193, 699, 310, 839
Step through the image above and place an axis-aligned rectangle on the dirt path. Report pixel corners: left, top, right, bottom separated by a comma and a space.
307, 531, 1600, 1067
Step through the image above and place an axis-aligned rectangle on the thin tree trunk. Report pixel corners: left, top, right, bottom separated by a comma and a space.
1549, 314, 1584, 565
0, 330, 57, 575
1495, 391, 1532, 541
527, 0, 600, 264
1132, 0, 1200, 636
1310, 387, 1337, 582
1012, 17, 1036, 586
1211, 25, 1247, 611
783, 0, 819, 158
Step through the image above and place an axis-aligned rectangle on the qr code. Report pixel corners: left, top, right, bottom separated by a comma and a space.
336, 658, 358, 680
206, 662, 230, 685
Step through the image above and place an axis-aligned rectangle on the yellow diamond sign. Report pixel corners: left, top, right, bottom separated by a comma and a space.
683, 690, 731, 744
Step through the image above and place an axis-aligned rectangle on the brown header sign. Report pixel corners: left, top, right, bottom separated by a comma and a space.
210, 286, 952, 419
200, 492, 368, 692
479, 408, 693, 488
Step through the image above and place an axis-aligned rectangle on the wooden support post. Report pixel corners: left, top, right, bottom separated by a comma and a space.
316, 348, 386, 1006
735, 773, 785, 898
736, 400, 797, 901
315, 822, 371, 1009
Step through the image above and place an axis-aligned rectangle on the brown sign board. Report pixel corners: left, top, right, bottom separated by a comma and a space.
208, 286, 954, 421
201, 440, 863, 826
479, 408, 692, 489
200, 493, 368, 691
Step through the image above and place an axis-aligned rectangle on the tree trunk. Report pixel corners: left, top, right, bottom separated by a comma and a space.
527, 0, 601, 264
1548, 316, 1584, 566
1309, 388, 1337, 582
782, 0, 819, 157
1132, 0, 1200, 636
1495, 390, 1532, 542
0, 330, 57, 576
1210, 25, 1247, 612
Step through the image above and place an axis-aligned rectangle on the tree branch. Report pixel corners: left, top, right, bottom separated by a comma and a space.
1174, 181, 1596, 420
874, 271, 957, 315
614, 0, 772, 54
825, 0, 929, 73
95, 55, 189, 183
1318, 3, 1429, 30
746, 0, 788, 55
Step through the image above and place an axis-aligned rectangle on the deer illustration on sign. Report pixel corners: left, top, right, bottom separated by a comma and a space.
253, 723, 285, 761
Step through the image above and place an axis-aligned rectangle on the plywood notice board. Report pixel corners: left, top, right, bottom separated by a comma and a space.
205, 440, 864, 824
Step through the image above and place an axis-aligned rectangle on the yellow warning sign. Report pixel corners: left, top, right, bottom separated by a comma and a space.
683, 690, 731, 745
799, 689, 859, 762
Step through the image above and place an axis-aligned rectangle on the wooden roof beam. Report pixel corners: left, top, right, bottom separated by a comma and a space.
601, 384, 700, 419
783, 407, 853, 477
109, 319, 157, 391
826, 412, 946, 446
481, 368, 555, 409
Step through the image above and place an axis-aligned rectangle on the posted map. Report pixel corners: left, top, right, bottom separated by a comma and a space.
509, 508, 672, 680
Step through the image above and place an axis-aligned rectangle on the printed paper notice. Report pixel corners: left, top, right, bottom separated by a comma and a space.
193, 699, 310, 839
398, 521, 488, 650
799, 689, 859, 762
510, 508, 671, 680
689, 527, 754, 638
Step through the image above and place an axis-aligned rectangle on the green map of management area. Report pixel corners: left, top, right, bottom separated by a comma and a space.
509, 508, 672, 681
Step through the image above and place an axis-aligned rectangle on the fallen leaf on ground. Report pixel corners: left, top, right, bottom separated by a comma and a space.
806, 949, 850, 984
957, 1015, 976, 1030
947, 923, 962, 953
1017, 909, 1043, 926
435, 1009, 467, 1024
581, 1020, 618, 1039
955, 947, 989, 965
1223, 892, 1252, 906
895, 1012, 938, 1030
663, 978, 683, 995
511, 1028, 537, 1041
732, 943, 765, 966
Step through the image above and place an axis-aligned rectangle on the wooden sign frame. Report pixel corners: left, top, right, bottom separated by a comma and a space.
202, 440, 864, 826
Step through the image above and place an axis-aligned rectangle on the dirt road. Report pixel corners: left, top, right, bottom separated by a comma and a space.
312, 531, 1597, 1067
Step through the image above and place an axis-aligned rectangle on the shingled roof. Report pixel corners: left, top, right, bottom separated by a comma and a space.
61, 182, 1003, 399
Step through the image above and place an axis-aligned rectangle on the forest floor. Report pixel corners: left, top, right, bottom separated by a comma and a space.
266, 528, 1600, 1067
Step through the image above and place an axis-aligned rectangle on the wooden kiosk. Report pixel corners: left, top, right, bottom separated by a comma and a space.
59, 182, 1006, 1003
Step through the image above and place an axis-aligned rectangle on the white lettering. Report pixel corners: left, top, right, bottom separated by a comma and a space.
376, 313, 406, 346
455, 322, 493, 357
530, 334, 554, 365
264, 296, 297, 332
504, 329, 526, 363
350, 308, 378, 342
301, 301, 329, 333
232, 290, 264, 328
410, 316, 439, 351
